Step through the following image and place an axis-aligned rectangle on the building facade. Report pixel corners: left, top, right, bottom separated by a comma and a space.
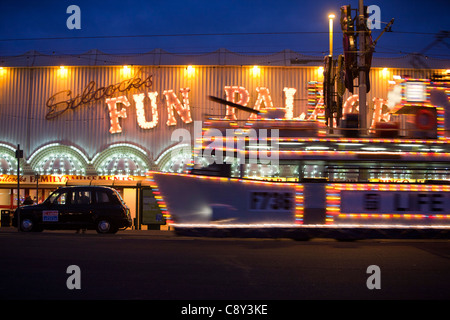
0, 49, 448, 227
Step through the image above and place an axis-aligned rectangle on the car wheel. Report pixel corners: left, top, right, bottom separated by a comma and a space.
96, 219, 117, 234
20, 218, 35, 232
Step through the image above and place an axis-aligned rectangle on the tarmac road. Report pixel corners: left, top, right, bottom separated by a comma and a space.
0, 227, 449, 302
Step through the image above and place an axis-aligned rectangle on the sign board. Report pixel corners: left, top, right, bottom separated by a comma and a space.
42, 210, 59, 222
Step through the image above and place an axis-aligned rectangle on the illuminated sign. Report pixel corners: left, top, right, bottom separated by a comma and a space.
326, 184, 450, 224
44, 73, 447, 137
405, 82, 426, 102
369, 178, 426, 184
46, 72, 152, 120
341, 190, 448, 214
0, 174, 145, 185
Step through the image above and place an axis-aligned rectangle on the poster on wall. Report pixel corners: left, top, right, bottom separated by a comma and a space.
141, 188, 166, 225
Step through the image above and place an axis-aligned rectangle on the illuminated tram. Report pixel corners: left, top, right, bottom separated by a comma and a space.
147, 76, 450, 239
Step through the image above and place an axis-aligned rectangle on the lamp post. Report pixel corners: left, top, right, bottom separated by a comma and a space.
328, 13, 335, 57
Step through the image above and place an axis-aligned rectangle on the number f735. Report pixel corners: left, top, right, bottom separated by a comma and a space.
249, 191, 293, 211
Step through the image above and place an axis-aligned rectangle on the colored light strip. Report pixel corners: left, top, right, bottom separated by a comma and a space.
171, 223, 450, 229
325, 183, 450, 224
147, 173, 172, 224
295, 184, 304, 224
202, 135, 450, 145
203, 145, 450, 160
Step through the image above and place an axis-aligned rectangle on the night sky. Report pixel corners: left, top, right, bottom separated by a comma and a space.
0, 0, 449, 60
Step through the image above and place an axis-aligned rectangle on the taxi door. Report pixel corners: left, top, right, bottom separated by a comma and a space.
69, 189, 94, 227
43, 189, 70, 226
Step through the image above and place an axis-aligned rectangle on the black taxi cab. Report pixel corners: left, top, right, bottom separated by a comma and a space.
13, 186, 132, 234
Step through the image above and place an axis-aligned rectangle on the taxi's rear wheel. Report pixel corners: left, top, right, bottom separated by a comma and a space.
96, 219, 118, 234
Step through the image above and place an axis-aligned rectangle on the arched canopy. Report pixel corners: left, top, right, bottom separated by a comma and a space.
28, 143, 89, 175
92, 143, 151, 176
155, 143, 193, 173
0, 143, 22, 174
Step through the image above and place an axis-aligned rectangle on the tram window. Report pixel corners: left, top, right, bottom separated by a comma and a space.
302, 163, 326, 180
241, 164, 299, 181
326, 163, 450, 183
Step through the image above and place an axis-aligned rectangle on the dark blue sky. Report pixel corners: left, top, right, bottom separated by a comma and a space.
1, 0, 449, 59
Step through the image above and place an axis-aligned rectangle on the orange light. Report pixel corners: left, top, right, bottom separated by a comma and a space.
317, 66, 324, 78
252, 65, 260, 77
121, 65, 131, 77
186, 65, 195, 78
58, 66, 68, 78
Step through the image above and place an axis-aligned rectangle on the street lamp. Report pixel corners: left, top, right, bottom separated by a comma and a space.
328, 13, 335, 57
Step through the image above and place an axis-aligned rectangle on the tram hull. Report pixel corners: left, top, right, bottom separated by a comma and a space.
150, 172, 450, 239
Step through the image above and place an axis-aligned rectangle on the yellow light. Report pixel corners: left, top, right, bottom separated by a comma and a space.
186, 65, 195, 78
317, 66, 324, 78
446, 69, 450, 74
252, 65, 260, 77
122, 65, 131, 77
58, 66, 68, 78
0, 67, 5, 76
328, 14, 335, 56
381, 67, 389, 77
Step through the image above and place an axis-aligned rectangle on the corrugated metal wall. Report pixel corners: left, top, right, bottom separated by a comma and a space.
0, 65, 445, 165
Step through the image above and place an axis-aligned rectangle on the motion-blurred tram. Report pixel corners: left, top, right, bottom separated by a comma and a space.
147, 76, 450, 239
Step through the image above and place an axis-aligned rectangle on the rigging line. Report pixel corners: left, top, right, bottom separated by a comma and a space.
0, 30, 443, 42
0, 31, 328, 42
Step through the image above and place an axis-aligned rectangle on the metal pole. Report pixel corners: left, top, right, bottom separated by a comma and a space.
36, 174, 40, 204
329, 14, 335, 56
358, 0, 367, 135
17, 144, 20, 232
